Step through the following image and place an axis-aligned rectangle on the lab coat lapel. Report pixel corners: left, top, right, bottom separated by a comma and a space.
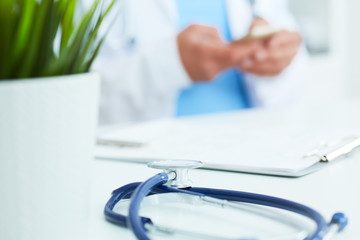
226, 0, 253, 40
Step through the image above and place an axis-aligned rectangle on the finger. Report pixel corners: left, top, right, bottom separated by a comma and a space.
265, 44, 299, 62
266, 31, 302, 49
243, 58, 292, 76
252, 48, 268, 62
229, 40, 262, 63
239, 58, 254, 69
207, 39, 257, 62
242, 64, 280, 76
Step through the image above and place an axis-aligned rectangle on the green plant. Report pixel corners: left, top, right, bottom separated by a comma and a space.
0, 0, 115, 80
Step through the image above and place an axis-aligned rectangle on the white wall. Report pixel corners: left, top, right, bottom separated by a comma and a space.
346, 0, 360, 98
289, 0, 359, 103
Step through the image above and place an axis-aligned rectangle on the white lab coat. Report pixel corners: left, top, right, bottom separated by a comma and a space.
93, 0, 306, 125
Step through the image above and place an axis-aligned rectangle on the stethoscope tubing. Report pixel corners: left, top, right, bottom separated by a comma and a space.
104, 182, 142, 228
128, 173, 171, 240
186, 187, 328, 240
104, 173, 331, 240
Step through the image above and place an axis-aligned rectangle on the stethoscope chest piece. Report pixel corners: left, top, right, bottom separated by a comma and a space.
147, 160, 203, 188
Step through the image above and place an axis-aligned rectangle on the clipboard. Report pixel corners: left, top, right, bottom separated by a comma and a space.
95, 109, 360, 178
202, 136, 360, 177
96, 136, 360, 177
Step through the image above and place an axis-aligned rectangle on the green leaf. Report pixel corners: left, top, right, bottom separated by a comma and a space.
11, 0, 36, 70
82, 36, 106, 72
0, 0, 16, 78
73, 0, 116, 73
43, 0, 100, 75
0, 0, 117, 80
17, 1, 52, 78
60, 0, 76, 53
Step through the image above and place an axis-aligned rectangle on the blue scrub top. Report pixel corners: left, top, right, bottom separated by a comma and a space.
176, 0, 251, 117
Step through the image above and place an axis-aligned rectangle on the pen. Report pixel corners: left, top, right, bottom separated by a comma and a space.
97, 139, 145, 148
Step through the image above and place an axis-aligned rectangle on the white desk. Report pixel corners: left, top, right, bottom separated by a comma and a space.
2, 97, 360, 240
89, 153, 360, 239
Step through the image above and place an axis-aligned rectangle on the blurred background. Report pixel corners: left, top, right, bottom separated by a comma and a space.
289, 0, 360, 103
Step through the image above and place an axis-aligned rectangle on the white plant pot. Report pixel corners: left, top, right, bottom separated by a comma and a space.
0, 72, 100, 240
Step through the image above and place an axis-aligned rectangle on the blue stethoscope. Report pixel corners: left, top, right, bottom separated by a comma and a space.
104, 160, 348, 240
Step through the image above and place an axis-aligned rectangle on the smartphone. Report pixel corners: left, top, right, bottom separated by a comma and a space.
233, 25, 284, 44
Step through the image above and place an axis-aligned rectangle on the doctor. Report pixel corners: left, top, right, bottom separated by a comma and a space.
94, 0, 305, 125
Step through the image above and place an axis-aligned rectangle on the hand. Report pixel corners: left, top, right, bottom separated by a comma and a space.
238, 19, 302, 76
177, 24, 259, 81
